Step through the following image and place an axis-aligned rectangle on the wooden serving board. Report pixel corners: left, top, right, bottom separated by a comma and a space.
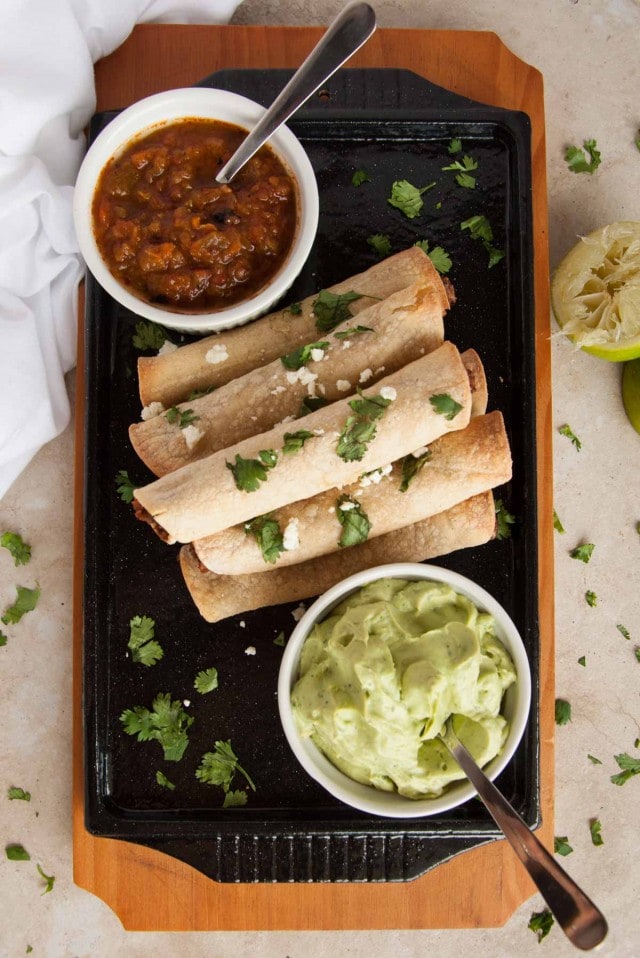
72, 25, 553, 931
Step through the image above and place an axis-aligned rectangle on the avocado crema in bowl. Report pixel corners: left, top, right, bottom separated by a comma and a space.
278, 564, 531, 818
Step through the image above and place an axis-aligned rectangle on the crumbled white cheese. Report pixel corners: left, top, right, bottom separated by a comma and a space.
359, 463, 393, 488
244, 645, 256, 656
411, 445, 429, 458
342, 340, 352, 350
285, 368, 318, 391
182, 425, 204, 450
380, 386, 397, 401
140, 401, 164, 421
313, 428, 325, 436
317, 383, 326, 396
271, 385, 286, 395
283, 518, 300, 551
359, 368, 373, 384
205, 343, 228, 364
239, 620, 246, 628
183, 699, 191, 708
375, 366, 386, 375
310, 347, 326, 363
157, 340, 178, 356
336, 379, 351, 392
338, 500, 357, 511
291, 603, 306, 621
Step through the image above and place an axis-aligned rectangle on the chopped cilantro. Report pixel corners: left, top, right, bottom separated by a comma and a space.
578, 655, 586, 667
5, 844, 30, 861
133, 641, 164, 667
553, 509, 565, 533
447, 138, 462, 154
555, 698, 572, 725
165, 406, 199, 429
429, 393, 463, 421
156, 770, 175, 790
367, 233, 392, 258
8, 787, 31, 801
120, 693, 194, 762
461, 214, 504, 268
283, 430, 314, 454
570, 543, 595, 563
495, 500, 516, 540
554, 836, 573, 856
334, 325, 374, 340
194, 667, 219, 694
588, 754, 602, 765
2, 585, 40, 626
635, 647, 640, 663
414, 239, 453, 274
0, 631, 7, 647
400, 450, 431, 492
244, 514, 284, 564
559, 423, 582, 450
442, 154, 478, 188
387, 179, 436, 219
26, 947, 33, 954
297, 396, 328, 418
528, 909, 554, 943
281, 341, 329, 371
351, 169, 371, 187
273, 631, 286, 647
336, 391, 392, 462
610, 752, 640, 786
226, 451, 277, 492
115, 469, 136, 503
1, 532, 31, 566
636, 131, 640, 153
589, 818, 604, 846
187, 385, 216, 401
565, 139, 601, 174
585, 591, 597, 607
286, 301, 302, 315
313, 290, 364, 333
132, 320, 167, 350
223, 789, 248, 808
37, 864, 55, 895
128, 615, 163, 667
196, 740, 256, 795
617, 623, 631, 640
336, 495, 371, 548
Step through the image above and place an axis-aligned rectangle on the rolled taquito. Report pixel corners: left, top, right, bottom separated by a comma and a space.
193, 411, 510, 575
137, 247, 450, 408
130, 283, 446, 477
179, 492, 497, 623
133, 342, 472, 544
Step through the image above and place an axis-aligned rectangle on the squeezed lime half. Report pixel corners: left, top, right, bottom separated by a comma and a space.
622, 358, 640, 433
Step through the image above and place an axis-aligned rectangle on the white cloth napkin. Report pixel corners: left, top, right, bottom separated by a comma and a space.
0, 0, 243, 499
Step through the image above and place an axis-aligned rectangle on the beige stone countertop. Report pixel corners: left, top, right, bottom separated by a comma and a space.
1, 1, 640, 955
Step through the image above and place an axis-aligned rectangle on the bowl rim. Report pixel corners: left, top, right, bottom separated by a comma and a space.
278, 562, 532, 819
73, 86, 319, 333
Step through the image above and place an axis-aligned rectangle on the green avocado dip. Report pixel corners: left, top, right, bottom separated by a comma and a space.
291, 578, 517, 799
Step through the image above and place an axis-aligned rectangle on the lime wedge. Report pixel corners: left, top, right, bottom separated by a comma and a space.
552, 222, 640, 361
622, 358, 640, 433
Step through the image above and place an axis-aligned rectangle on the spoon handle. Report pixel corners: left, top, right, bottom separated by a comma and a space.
216, 1, 376, 183
442, 730, 608, 951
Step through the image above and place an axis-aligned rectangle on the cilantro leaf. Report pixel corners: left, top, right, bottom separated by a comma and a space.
635, 647, 640, 663
585, 591, 597, 607
555, 698, 572, 725
156, 770, 175, 790
461, 215, 504, 268
115, 469, 136, 503
559, 423, 582, 450
281, 341, 329, 371
578, 655, 586, 667
495, 500, 516, 540
8, 787, 30, 801
528, 909, 554, 942
196, 740, 256, 793
297, 396, 328, 418
448, 138, 462, 154
334, 325, 374, 340
5, 843, 30, 861
1, 532, 31, 566
283, 430, 314, 454
400, 449, 431, 492
226, 451, 277, 492
165, 406, 199, 429
286, 301, 302, 315
336, 391, 392, 462
336, 495, 371, 548
2, 585, 40, 625
120, 693, 194, 762
128, 615, 163, 667
223, 789, 248, 807
352, 169, 371, 187
313, 290, 364, 333
553, 509, 565, 534
387, 179, 436, 219
442, 155, 478, 188
588, 754, 602, 765
610, 752, 640, 786
570, 543, 595, 563
414, 239, 453, 274
134, 640, 164, 667
636, 131, 640, 153
244, 514, 284, 564
37, 863, 55, 895
617, 623, 630, 640
187, 385, 216, 401
429, 393, 463, 421
0, 631, 7, 647
367, 233, 392, 258
554, 836, 573, 856
273, 631, 286, 647
132, 320, 167, 350
194, 667, 219, 694
590, 818, 604, 846
565, 139, 601, 174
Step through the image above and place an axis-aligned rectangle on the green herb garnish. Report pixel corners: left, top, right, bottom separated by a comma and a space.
273, 631, 286, 647
336, 495, 371, 548
283, 430, 314, 454
565, 139, 601, 174
442, 154, 478, 188
165, 406, 199, 429
156, 770, 176, 790
367, 233, 392, 257
128, 614, 163, 667
2, 586, 40, 626
244, 514, 285, 564
559, 423, 582, 450
8, 787, 31, 801
610, 752, 640, 786
297, 396, 329, 418
554, 836, 573, 856
387, 179, 436, 219
590, 818, 604, 846
334, 325, 374, 340
588, 754, 603, 765
400, 449, 431, 492
429, 393, 463, 421
120, 693, 194, 762
495, 500, 516, 540
6, 844, 30, 861
115, 469, 136, 503
336, 390, 392, 462
585, 591, 597, 607
187, 385, 216, 401
281, 341, 329, 371
226, 450, 277, 492
617, 624, 631, 640
553, 509, 565, 533
37, 864, 55, 895
447, 138, 462, 154
1, 532, 31, 566
313, 290, 364, 333
555, 698, 572, 725
414, 239, 453, 274
461, 214, 504, 268
194, 667, 219, 694
352, 169, 371, 187
570, 543, 595, 563
528, 909, 554, 943
132, 320, 167, 350
0, 631, 6, 647
578, 655, 586, 667
196, 740, 256, 795
223, 789, 248, 807
286, 301, 302, 315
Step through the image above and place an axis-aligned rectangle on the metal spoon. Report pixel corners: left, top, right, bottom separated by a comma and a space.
439, 722, 608, 951
215, 1, 376, 184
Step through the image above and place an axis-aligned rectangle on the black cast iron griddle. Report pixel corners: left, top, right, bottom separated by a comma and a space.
82, 68, 539, 883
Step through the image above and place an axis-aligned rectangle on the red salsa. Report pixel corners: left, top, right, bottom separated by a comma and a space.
92, 118, 298, 312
